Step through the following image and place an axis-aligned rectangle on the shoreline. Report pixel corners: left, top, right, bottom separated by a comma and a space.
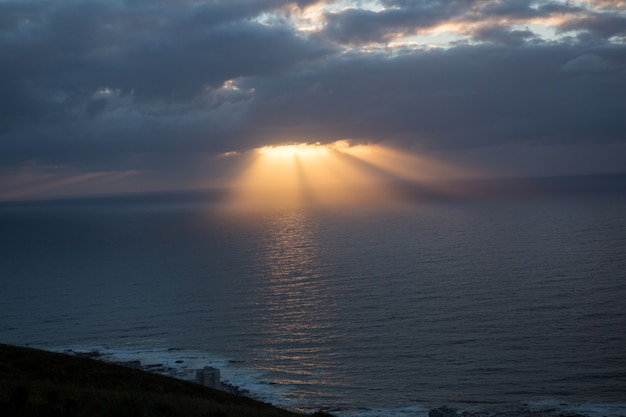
0, 343, 316, 417
65, 348, 250, 397
56, 347, 626, 417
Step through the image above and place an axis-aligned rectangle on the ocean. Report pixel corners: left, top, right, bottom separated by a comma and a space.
1, 175, 626, 416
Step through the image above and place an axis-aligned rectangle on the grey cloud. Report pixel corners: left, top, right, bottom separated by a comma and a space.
321, 8, 420, 44
469, 24, 537, 46
108, 22, 331, 100
1, 0, 625, 186
477, 0, 543, 19
379, 0, 479, 8
320, 1, 586, 46
558, 13, 626, 39
321, 2, 469, 44
3, 40, 626, 170
239, 44, 626, 151
0, 70, 260, 168
562, 54, 612, 71
0, 1, 331, 96
0, 0, 333, 142
586, 0, 626, 10
477, 0, 583, 20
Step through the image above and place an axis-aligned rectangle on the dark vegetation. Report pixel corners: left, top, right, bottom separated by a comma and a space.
0, 344, 333, 417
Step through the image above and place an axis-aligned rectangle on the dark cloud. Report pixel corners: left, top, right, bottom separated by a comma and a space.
321, 5, 454, 44
0, 1, 331, 99
562, 53, 613, 71
468, 24, 537, 46
476, 0, 583, 20
558, 13, 626, 39
240, 43, 626, 150
0, 0, 625, 198
0, 0, 333, 166
321, 1, 587, 46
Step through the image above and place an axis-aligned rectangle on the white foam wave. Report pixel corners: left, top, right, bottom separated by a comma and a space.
527, 400, 626, 417
47, 344, 293, 407
338, 405, 430, 417
42, 344, 626, 417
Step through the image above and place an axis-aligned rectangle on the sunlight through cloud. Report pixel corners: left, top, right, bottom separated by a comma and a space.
226, 141, 476, 210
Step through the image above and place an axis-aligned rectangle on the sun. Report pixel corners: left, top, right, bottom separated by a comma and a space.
258, 143, 331, 161
224, 140, 474, 209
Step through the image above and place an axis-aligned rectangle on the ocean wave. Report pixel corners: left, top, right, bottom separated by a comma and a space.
45, 344, 626, 417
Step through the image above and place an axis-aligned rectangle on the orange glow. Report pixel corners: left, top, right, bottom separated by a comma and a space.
225, 141, 477, 209
259, 143, 330, 158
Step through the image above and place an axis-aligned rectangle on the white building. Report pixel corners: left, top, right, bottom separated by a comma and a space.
195, 366, 221, 390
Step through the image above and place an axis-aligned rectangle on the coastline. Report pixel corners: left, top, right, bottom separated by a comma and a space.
19, 344, 626, 417
66, 348, 250, 397
0, 343, 325, 417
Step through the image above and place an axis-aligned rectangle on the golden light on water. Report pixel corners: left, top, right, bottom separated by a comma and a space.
225, 140, 474, 209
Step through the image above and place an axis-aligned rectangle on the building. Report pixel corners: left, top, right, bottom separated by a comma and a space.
195, 366, 221, 390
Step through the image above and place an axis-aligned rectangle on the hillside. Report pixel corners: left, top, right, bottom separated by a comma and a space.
0, 343, 330, 417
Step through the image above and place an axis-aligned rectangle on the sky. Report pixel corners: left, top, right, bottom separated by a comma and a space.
1, 0, 625, 201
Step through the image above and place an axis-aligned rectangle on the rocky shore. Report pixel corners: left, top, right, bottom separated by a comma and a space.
65, 348, 250, 397
1, 343, 315, 417
65, 349, 594, 417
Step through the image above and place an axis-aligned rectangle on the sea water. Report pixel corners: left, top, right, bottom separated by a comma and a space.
1, 175, 626, 416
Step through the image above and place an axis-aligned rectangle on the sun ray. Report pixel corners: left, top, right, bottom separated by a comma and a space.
225, 140, 477, 210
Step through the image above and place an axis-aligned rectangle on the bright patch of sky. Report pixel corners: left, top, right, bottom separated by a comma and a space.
254, 0, 385, 31
252, 0, 626, 49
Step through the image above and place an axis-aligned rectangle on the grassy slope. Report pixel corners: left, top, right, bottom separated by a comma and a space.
0, 344, 329, 417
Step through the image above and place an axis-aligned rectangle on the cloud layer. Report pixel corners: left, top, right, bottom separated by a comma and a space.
1, 0, 625, 198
